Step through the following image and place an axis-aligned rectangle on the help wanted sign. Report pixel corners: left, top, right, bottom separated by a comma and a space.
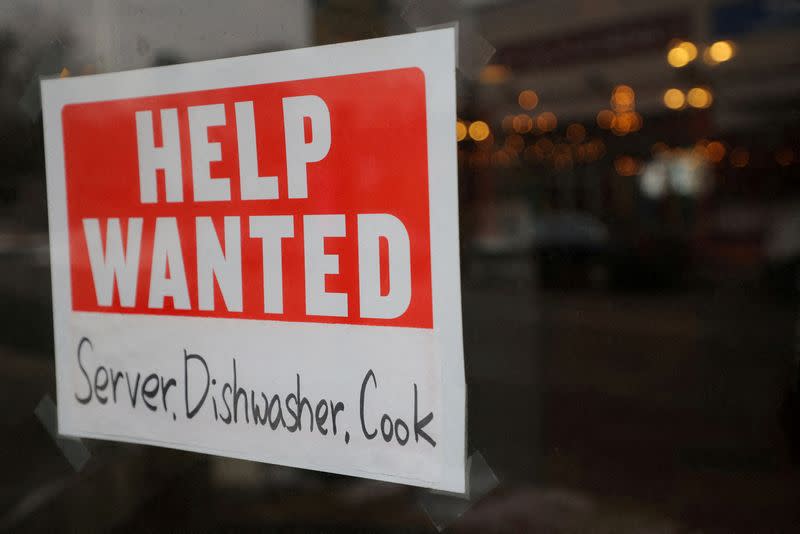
41, 30, 465, 492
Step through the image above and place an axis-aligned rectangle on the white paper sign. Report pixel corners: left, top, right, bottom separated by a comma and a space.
41, 29, 466, 492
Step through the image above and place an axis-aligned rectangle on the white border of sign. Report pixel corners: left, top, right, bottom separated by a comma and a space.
41, 29, 465, 492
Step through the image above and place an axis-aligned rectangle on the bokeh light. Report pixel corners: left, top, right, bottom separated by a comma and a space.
706, 141, 726, 163
468, 120, 491, 141
596, 109, 615, 129
456, 121, 467, 142
479, 64, 511, 84
501, 114, 515, 132
614, 155, 640, 176
693, 141, 709, 161
663, 88, 686, 110
640, 161, 668, 198
730, 147, 749, 168
687, 87, 713, 109
512, 113, 534, 133
678, 41, 698, 61
667, 40, 699, 68
612, 112, 633, 136
667, 46, 690, 67
536, 111, 557, 132
611, 85, 635, 111
708, 40, 734, 63
518, 89, 539, 110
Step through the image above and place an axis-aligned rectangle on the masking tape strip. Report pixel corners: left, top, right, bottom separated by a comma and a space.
401, 1, 495, 80
418, 451, 499, 531
34, 395, 91, 472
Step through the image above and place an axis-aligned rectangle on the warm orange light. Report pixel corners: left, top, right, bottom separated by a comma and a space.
663, 88, 685, 110
502, 115, 515, 132
468, 120, 491, 141
708, 41, 734, 63
456, 121, 468, 142
612, 113, 633, 136
730, 147, 749, 168
518, 89, 539, 110
693, 142, 709, 161
687, 87, 713, 109
611, 111, 642, 134
614, 155, 640, 176
536, 111, 557, 132
479, 64, 511, 84
611, 85, 635, 111
667, 46, 690, 68
512, 113, 533, 133
596, 109, 615, 129
566, 123, 586, 143
678, 41, 698, 61
706, 141, 726, 163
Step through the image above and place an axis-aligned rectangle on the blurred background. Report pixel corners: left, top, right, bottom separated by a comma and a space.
1, 0, 799, 531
